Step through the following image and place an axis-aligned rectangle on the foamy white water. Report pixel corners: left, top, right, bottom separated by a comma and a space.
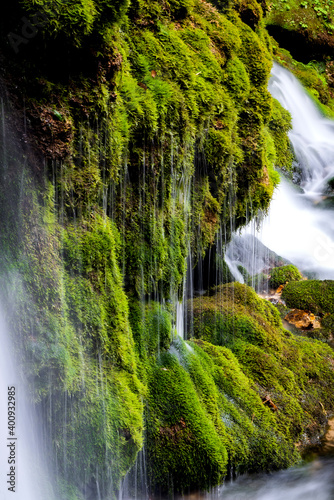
269, 63, 334, 200
227, 63, 334, 279
177, 458, 334, 500
0, 310, 54, 500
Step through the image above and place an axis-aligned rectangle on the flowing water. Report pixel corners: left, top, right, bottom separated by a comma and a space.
0, 308, 55, 500
227, 63, 334, 279
176, 457, 334, 500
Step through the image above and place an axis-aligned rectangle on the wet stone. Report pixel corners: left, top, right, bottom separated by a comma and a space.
284, 309, 321, 330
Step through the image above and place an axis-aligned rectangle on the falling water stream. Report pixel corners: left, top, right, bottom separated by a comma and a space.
227, 63, 334, 280
0, 309, 55, 500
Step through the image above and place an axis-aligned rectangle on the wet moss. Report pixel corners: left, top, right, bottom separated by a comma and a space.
190, 283, 334, 451
282, 280, 334, 314
129, 300, 173, 361
269, 264, 303, 288
0, 166, 145, 498
146, 351, 228, 494
0, 0, 310, 496
146, 332, 299, 495
268, 98, 294, 170
266, 0, 334, 64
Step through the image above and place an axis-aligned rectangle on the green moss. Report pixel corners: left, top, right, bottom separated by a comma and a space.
267, 0, 334, 67
0, 165, 145, 497
19, 0, 129, 47
225, 56, 251, 105
146, 351, 228, 494
268, 98, 294, 170
0, 0, 305, 495
282, 280, 334, 314
238, 21, 272, 87
146, 332, 298, 494
269, 265, 303, 288
191, 340, 298, 472
129, 300, 173, 360
190, 283, 334, 451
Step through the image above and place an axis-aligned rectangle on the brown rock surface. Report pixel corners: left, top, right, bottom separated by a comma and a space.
284, 309, 321, 330
322, 418, 334, 454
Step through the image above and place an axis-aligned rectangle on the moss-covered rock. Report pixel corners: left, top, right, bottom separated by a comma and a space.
269, 264, 303, 288
266, 0, 334, 63
189, 283, 334, 452
282, 280, 334, 314
146, 350, 228, 495
282, 280, 334, 341
0, 0, 324, 497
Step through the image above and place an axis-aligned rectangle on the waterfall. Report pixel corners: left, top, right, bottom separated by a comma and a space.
0, 310, 54, 500
269, 63, 334, 200
227, 63, 334, 280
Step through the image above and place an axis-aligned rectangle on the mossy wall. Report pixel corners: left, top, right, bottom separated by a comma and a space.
265, 0, 334, 116
0, 106, 145, 498
0, 0, 332, 498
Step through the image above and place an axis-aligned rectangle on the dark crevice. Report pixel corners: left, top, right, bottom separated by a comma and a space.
267, 24, 334, 63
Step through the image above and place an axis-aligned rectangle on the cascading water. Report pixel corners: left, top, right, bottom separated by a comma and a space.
0, 309, 55, 500
227, 63, 334, 280
270, 63, 334, 200
177, 457, 334, 500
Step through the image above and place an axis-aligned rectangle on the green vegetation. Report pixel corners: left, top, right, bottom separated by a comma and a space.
146, 336, 297, 494
282, 279, 334, 313
1, 0, 334, 497
267, 0, 334, 52
269, 264, 303, 288
282, 280, 334, 340
268, 0, 334, 33
189, 283, 334, 451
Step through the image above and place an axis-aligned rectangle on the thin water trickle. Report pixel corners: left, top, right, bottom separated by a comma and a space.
119, 444, 149, 500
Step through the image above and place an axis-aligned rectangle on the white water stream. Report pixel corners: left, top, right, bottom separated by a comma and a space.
227, 63, 334, 279
0, 309, 54, 500
177, 457, 334, 500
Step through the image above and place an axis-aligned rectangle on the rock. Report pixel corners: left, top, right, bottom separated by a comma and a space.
284, 309, 321, 330
322, 418, 334, 454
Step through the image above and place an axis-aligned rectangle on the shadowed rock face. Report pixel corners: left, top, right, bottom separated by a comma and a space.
267, 25, 334, 63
